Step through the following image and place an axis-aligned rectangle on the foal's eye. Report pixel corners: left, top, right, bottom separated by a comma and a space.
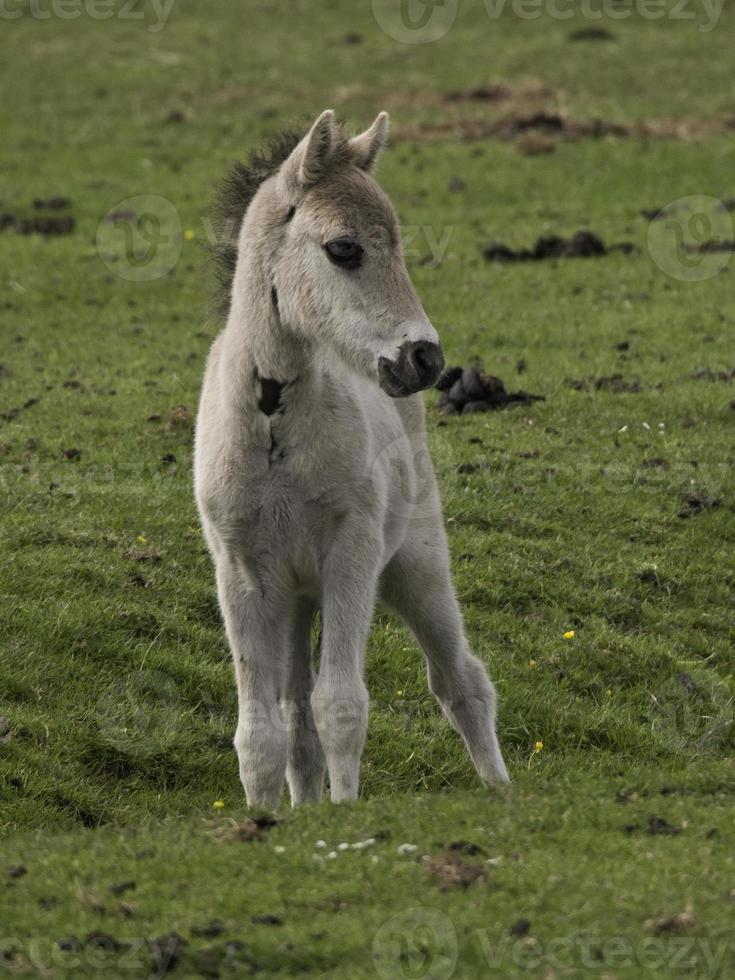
324, 237, 363, 269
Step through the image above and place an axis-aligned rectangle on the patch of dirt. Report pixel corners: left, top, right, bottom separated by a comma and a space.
690, 367, 735, 382
447, 840, 484, 856
565, 374, 643, 393
645, 911, 696, 934
190, 921, 225, 939
436, 366, 544, 415
1, 210, 75, 236
401, 110, 735, 146
124, 545, 162, 563
647, 815, 682, 836
568, 27, 616, 41
484, 230, 634, 262
444, 84, 515, 103
251, 914, 283, 925
211, 816, 275, 843
515, 131, 556, 155
679, 492, 722, 518
684, 239, 735, 254
509, 918, 532, 937
424, 849, 486, 891
110, 880, 136, 896
148, 934, 187, 975
164, 405, 192, 431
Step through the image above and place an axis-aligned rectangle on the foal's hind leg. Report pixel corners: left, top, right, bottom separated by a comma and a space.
283, 599, 326, 805
215, 555, 288, 810
380, 529, 509, 785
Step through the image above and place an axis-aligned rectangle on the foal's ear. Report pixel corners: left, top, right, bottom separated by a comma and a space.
349, 112, 390, 172
295, 109, 337, 187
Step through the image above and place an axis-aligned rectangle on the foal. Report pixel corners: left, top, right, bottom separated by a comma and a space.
194, 110, 508, 807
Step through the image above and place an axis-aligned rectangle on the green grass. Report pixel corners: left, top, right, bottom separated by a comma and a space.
1, 2, 735, 976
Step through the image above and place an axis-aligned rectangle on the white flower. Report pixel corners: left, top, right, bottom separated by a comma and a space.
315, 839, 326, 849
327, 851, 338, 859
618, 425, 628, 433
642, 422, 650, 431
397, 843, 418, 855
337, 842, 350, 851
273, 845, 286, 854
352, 838, 376, 850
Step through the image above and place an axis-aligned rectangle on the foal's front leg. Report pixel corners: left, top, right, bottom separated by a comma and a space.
283, 598, 326, 805
216, 556, 288, 810
311, 534, 380, 803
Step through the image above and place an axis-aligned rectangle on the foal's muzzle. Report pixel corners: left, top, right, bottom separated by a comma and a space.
378, 341, 445, 398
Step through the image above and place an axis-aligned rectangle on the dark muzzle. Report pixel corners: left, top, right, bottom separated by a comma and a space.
378, 341, 445, 398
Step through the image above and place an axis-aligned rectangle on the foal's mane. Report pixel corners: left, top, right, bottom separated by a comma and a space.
209, 123, 354, 319
209, 129, 303, 319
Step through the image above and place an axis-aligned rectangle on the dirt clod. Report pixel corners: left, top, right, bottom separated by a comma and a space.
679, 492, 721, 518
509, 918, 531, 937
191, 920, 225, 938
647, 815, 681, 836
425, 849, 486, 891
483, 230, 633, 262
645, 911, 696, 934
568, 27, 616, 41
110, 880, 136, 896
251, 914, 283, 925
8, 864, 26, 879
448, 840, 484, 855
148, 933, 187, 975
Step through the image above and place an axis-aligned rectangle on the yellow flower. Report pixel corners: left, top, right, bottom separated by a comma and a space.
528, 659, 537, 668
563, 630, 575, 640
396, 689, 403, 697
534, 741, 543, 753
136, 534, 147, 544
212, 799, 225, 810
184, 229, 195, 241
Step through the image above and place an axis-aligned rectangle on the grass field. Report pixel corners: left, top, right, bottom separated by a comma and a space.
1, 2, 734, 976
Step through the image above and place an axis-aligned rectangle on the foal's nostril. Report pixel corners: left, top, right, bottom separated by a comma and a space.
405, 341, 445, 386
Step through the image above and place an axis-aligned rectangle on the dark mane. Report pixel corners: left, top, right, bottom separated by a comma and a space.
209, 129, 304, 320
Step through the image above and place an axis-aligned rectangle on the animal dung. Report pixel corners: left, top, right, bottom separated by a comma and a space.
435, 366, 544, 414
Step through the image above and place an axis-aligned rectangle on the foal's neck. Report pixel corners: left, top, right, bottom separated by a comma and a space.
221, 255, 317, 409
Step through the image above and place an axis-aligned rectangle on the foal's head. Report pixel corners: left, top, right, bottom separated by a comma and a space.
233, 110, 444, 397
